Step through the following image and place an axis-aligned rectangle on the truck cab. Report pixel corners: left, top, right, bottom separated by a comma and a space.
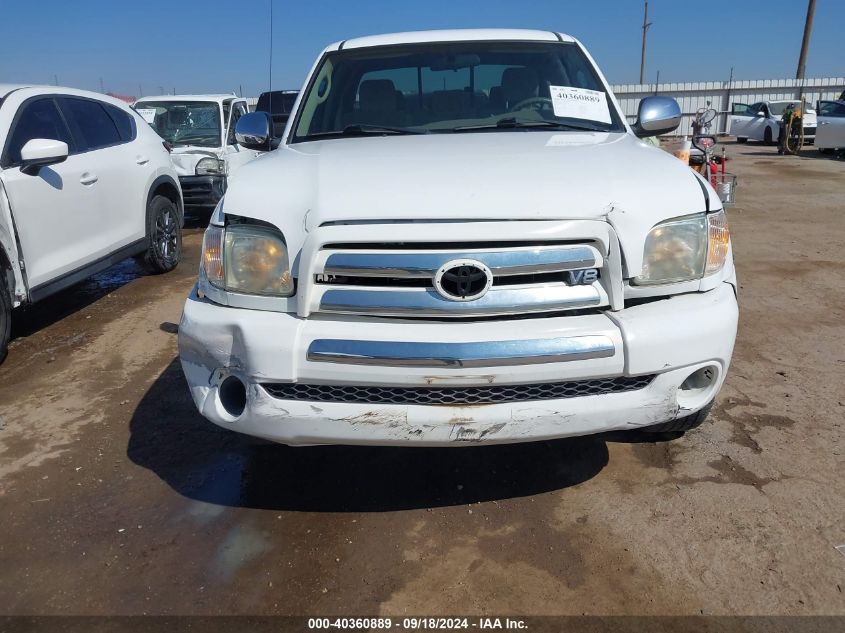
133, 94, 259, 213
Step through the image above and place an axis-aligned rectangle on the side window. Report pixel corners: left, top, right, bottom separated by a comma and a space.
1, 97, 74, 167
819, 101, 845, 117
104, 104, 136, 142
228, 102, 247, 144
731, 103, 751, 116
749, 102, 763, 116
60, 97, 122, 151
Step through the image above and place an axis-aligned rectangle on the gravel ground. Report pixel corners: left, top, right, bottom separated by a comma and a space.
0, 141, 843, 617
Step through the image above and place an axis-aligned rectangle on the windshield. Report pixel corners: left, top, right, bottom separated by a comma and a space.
292, 41, 623, 141
133, 100, 222, 147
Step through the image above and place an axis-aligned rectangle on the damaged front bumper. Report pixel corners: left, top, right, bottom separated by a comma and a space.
178, 283, 738, 446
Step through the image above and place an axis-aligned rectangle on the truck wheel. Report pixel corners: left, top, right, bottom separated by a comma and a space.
0, 276, 11, 365
141, 195, 182, 274
764, 127, 773, 145
736, 137, 747, 144
642, 402, 713, 434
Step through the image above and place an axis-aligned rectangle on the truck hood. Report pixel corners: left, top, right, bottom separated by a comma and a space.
222, 131, 713, 274
169, 146, 222, 177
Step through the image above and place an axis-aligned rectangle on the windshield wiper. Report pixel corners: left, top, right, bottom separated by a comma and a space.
451, 117, 609, 133
307, 124, 426, 138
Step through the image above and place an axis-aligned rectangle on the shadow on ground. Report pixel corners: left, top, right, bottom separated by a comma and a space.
127, 359, 667, 512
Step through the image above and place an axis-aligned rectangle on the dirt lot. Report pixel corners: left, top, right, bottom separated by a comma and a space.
0, 142, 843, 617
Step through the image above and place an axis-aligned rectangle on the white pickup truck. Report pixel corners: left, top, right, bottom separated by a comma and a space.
178, 29, 738, 446
133, 95, 258, 213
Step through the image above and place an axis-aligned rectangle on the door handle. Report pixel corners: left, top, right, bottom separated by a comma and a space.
80, 173, 98, 185
136, 156, 150, 165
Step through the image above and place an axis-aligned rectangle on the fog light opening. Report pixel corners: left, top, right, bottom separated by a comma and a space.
219, 375, 247, 418
676, 365, 719, 409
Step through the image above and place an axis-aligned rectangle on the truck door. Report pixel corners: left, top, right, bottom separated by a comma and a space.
223, 100, 259, 180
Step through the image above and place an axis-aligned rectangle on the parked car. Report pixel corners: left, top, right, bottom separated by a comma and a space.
730, 100, 817, 144
255, 90, 299, 137
816, 100, 845, 153
0, 85, 183, 362
133, 94, 260, 213
178, 29, 737, 447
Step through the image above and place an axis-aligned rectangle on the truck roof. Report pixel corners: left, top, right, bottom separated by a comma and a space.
0, 84, 33, 98
134, 94, 238, 103
331, 28, 575, 51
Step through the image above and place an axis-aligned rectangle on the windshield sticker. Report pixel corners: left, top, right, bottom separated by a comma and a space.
549, 86, 612, 125
136, 108, 157, 124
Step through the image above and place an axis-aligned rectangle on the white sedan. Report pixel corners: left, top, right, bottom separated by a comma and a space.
730, 100, 817, 144
816, 100, 845, 153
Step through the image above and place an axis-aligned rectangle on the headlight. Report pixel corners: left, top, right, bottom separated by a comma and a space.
635, 210, 730, 285
196, 157, 224, 175
201, 224, 294, 296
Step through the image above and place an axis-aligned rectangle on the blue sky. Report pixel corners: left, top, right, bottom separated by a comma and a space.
1, 0, 842, 97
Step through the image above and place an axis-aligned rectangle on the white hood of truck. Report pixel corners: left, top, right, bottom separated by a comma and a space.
222, 131, 714, 275
169, 146, 222, 177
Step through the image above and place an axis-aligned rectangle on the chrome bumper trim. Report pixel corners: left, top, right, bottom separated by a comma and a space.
307, 335, 616, 368
318, 284, 602, 317
323, 246, 597, 278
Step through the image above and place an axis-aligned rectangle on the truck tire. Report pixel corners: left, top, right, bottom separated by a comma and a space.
736, 137, 747, 144
642, 402, 713, 434
0, 275, 11, 365
141, 195, 182, 274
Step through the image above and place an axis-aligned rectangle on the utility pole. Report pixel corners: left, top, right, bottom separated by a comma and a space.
639, 1, 652, 85
159, 85, 164, 95
99, 77, 105, 93
53, 74, 58, 86
795, 0, 816, 80
139, 83, 143, 98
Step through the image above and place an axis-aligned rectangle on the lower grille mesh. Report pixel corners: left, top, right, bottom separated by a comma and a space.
261, 375, 654, 406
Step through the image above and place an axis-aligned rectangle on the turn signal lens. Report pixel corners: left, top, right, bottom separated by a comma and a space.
705, 210, 730, 275
201, 225, 224, 286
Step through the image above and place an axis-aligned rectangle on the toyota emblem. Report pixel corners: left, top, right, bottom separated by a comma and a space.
434, 259, 493, 301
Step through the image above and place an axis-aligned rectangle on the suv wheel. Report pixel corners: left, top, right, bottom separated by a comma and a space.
141, 195, 182, 274
0, 275, 11, 365
764, 127, 773, 145
641, 402, 713, 434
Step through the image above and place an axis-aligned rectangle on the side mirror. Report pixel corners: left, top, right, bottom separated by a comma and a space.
20, 138, 68, 174
632, 96, 682, 138
235, 111, 274, 151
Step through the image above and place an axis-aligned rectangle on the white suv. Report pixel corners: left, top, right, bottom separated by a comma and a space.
179, 29, 737, 446
0, 85, 184, 362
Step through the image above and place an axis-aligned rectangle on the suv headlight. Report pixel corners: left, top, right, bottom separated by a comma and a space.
201, 224, 294, 296
196, 157, 225, 176
635, 210, 730, 285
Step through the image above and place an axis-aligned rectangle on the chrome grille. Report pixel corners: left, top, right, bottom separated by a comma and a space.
312, 242, 608, 318
261, 375, 654, 406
